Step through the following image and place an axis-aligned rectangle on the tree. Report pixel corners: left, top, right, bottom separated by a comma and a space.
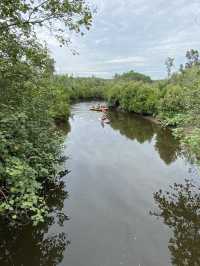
179, 63, 184, 74
165, 57, 174, 78
114, 70, 152, 83
0, 0, 92, 45
0, 0, 93, 225
185, 49, 200, 68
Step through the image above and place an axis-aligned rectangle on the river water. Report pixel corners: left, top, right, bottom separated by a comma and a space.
1, 102, 199, 266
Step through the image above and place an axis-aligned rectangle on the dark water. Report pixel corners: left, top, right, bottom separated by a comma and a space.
1, 102, 199, 266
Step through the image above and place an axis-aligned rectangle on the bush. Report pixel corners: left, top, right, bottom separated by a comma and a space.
106, 81, 158, 115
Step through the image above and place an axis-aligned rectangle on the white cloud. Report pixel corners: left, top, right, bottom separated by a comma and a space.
95, 38, 109, 45
74, 71, 111, 77
40, 0, 200, 79
102, 56, 147, 65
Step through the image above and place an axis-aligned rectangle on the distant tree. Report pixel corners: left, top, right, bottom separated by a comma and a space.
114, 70, 152, 83
185, 49, 200, 68
114, 73, 120, 79
46, 58, 56, 75
165, 57, 174, 78
179, 63, 184, 74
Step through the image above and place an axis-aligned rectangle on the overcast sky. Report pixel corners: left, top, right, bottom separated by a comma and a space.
39, 0, 200, 79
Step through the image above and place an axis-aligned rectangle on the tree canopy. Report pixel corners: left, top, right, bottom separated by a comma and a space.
114, 70, 152, 83
0, 0, 92, 44
0, 0, 93, 225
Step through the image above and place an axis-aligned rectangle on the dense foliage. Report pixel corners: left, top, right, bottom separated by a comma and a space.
0, 0, 93, 225
106, 80, 158, 114
1, 0, 200, 226
51, 75, 106, 103
105, 53, 200, 163
114, 70, 152, 83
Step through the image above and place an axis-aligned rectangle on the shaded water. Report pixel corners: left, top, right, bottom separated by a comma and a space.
1, 102, 199, 266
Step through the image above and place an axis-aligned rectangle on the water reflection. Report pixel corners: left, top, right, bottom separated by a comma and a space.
151, 179, 200, 265
0, 178, 70, 266
0, 103, 190, 266
154, 128, 180, 165
110, 111, 154, 144
109, 111, 180, 164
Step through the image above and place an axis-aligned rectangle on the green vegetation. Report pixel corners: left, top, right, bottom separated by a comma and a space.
0, 0, 93, 225
114, 70, 152, 83
51, 75, 106, 103
106, 81, 158, 114
105, 50, 200, 163
1, 0, 200, 227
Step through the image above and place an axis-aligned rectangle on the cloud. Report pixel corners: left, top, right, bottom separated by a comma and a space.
73, 71, 111, 77
94, 37, 109, 45
41, 0, 200, 79
102, 56, 147, 65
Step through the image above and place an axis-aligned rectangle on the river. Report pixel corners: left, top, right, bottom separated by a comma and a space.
1, 102, 199, 266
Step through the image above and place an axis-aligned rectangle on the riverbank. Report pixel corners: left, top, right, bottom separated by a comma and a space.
111, 105, 162, 125
104, 68, 200, 165
1, 102, 198, 266
110, 105, 199, 165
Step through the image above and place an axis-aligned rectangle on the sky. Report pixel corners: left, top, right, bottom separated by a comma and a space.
38, 0, 200, 79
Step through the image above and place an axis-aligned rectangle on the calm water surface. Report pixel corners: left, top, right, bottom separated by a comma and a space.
1, 102, 199, 266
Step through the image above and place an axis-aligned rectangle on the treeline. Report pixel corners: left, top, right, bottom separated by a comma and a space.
104, 51, 200, 162
49, 75, 106, 120
54, 60, 200, 164
114, 70, 152, 83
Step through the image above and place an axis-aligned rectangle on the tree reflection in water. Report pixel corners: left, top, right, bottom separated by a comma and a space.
109, 111, 155, 144
154, 127, 180, 165
0, 177, 70, 266
151, 179, 200, 265
109, 111, 180, 165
